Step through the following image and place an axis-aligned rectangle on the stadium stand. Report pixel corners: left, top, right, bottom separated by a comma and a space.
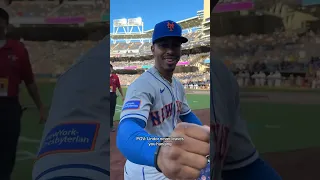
24, 41, 96, 74
108, 1, 320, 89
50, 3, 103, 18
0, 0, 108, 75
3, 0, 320, 89
110, 30, 203, 56
10, 1, 57, 17
4, 0, 104, 18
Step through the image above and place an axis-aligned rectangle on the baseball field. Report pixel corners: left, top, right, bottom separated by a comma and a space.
12, 82, 320, 180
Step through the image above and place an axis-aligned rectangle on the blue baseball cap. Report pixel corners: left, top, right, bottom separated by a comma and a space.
152, 20, 188, 44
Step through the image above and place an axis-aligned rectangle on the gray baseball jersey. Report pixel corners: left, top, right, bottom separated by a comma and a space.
32, 38, 110, 180
120, 66, 191, 179
210, 59, 258, 179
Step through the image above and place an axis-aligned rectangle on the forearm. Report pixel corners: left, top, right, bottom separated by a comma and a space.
25, 83, 43, 110
179, 111, 203, 125
116, 118, 161, 166
118, 86, 124, 97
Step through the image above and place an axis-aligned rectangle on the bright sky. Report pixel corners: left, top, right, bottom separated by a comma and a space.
110, 0, 203, 33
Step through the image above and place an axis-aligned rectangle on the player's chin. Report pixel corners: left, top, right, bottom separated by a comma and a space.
164, 64, 176, 72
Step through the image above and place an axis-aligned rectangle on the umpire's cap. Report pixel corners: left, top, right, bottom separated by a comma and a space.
152, 20, 188, 44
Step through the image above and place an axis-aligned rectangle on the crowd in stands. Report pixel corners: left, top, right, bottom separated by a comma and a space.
4, 0, 319, 90
1, 0, 106, 18
23, 41, 96, 74
111, 53, 210, 67
118, 72, 210, 89
110, 29, 320, 90
235, 69, 320, 89
111, 31, 206, 57
212, 30, 320, 89
15, 28, 320, 90
214, 31, 320, 72
16, 29, 320, 90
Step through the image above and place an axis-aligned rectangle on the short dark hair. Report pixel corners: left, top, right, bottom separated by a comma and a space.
0, 8, 9, 25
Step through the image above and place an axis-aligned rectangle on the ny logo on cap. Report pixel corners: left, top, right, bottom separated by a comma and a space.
167, 21, 174, 31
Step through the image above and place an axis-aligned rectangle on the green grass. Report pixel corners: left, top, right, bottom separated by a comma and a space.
12, 82, 320, 180
13, 82, 55, 180
241, 103, 320, 153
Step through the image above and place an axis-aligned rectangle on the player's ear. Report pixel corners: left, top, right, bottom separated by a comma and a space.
151, 45, 155, 53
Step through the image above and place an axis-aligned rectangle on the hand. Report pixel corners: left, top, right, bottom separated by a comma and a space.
39, 105, 47, 124
121, 96, 125, 102
156, 122, 210, 179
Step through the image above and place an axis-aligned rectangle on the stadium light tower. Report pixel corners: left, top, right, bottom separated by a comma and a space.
127, 17, 144, 34
112, 17, 144, 34
113, 18, 128, 34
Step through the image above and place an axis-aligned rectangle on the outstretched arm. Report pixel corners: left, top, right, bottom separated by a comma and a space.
180, 111, 202, 125
116, 82, 158, 166
117, 117, 161, 166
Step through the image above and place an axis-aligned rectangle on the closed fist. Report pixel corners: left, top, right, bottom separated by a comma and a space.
156, 122, 210, 179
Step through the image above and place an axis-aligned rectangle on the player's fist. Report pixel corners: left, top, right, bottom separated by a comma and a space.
156, 122, 210, 179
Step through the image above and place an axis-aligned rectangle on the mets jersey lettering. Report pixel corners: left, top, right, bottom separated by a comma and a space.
212, 123, 230, 165
120, 67, 190, 137
150, 100, 182, 126
210, 58, 258, 178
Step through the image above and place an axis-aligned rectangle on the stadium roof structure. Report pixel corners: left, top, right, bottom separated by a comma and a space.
111, 16, 202, 40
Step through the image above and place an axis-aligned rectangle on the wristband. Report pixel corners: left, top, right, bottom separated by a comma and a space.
154, 137, 166, 172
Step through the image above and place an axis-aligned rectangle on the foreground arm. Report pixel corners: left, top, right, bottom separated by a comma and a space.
180, 111, 202, 125
116, 118, 161, 166
116, 81, 158, 166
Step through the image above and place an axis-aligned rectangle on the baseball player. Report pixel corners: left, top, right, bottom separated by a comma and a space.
210, 58, 282, 180
32, 38, 110, 180
116, 20, 210, 180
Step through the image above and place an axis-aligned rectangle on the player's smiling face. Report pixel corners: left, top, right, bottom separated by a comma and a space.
152, 37, 182, 72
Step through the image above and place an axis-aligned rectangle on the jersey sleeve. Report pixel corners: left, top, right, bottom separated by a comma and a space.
120, 81, 155, 124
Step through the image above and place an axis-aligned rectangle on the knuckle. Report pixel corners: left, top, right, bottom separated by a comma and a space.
166, 146, 180, 160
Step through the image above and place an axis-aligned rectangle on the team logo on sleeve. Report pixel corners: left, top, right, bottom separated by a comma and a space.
122, 100, 141, 111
